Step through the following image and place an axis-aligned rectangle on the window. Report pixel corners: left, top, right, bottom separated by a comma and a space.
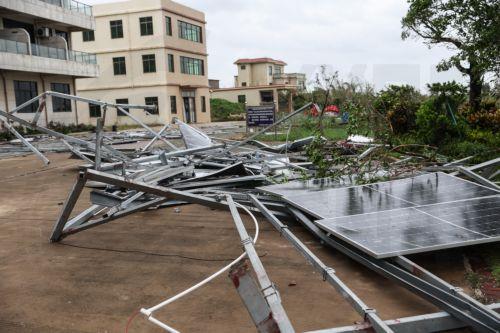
178, 20, 202, 43
113, 57, 126, 75
89, 103, 101, 118
180, 56, 204, 75
14, 80, 38, 113
145, 96, 159, 115
275, 66, 282, 74
170, 96, 177, 114
110, 20, 123, 39
268, 65, 273, 75
142, 54, 156, 73
168, 54, 174, 72
240, 65, 246, 70
238, 95, 246, 104
51, 83, 71, 112
201, 96, 207, 113
140, 16, 153, 36
165, 16, 172, 36
241, 82, 247, 87
82, 30, 94, 42
260, 90, 274, 103
116, 98, 129, 116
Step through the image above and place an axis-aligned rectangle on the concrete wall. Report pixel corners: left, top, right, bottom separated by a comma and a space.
0, 0, 95, 31
0, 70, 78, 126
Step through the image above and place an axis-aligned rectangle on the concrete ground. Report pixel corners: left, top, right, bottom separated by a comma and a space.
0, 153, 475, 332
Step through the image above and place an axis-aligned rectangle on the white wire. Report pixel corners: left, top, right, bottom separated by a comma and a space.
141, 202, 259, 332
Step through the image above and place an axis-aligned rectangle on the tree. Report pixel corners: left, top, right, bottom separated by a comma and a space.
402, 0, 500, 113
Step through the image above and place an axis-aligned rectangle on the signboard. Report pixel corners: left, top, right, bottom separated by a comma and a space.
246, 105, 275, 127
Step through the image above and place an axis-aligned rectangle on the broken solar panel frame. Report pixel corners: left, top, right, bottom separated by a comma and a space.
262, 172, 500, 259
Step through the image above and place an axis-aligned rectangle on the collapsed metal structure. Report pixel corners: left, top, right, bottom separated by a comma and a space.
1, 93, 499, 333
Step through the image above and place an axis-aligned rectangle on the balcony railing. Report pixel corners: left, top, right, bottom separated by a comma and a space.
273, 73, 306, 80
39, 0, 93, 16
0, 38, 97, 65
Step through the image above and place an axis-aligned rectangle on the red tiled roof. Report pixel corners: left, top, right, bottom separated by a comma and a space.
234, 58, 287, 66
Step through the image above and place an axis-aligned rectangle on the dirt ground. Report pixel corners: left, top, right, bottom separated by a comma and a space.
0, 153, 476, 332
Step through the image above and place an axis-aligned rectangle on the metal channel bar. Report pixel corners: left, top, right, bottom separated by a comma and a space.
306, 303, 500, 333
288, 207, 499, 333
393, 256, 500, 323
227, 195, 295, 333
2, 120, 49, 165
456, 166, 500, 191
250, 196, 393, 333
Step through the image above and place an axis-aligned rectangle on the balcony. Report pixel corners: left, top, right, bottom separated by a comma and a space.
0, 0, 95, 30
39, 0, 92, 16
0, 38, 98, 77
272, 73, 306, 90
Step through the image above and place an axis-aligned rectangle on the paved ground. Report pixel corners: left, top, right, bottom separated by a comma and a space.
0, 153, 474, 332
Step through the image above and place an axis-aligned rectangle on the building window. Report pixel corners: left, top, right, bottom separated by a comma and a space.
201, 96, 207, 113
170, 96, 177, 114
89, 103, 101, 118
116, 98, 129, 116
51, 83, 71, 112
14, 80, 38, 113
238, 95, 246, 104
180, 56, 204, 75
260, 90, 274, 103
140, 16, 153, 36
113, 57, 126, 75
240, 65, 246, 70
168, 54, 174, 73
165, 16, 172, 36
242, 82, 247, 87
142, 54, 156, 73
110, 20, 123, 39
145, 96, 159, 115
268, 65, 273, 75
178, 20, 202, 43
275, 66, 282, 74
82, 30, 95, 42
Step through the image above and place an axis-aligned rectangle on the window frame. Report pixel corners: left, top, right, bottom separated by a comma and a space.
115, 98, 129, 116
112, 56, 126, 75
145, 96, 159, 115
177, 20, 202, 43
110, 20, 124, 39
139, 16, 154, 36
82, 30, 95, 42
14, 80, 38, 113
168, 53, 175, 73
170, 95, 177, 114
180, 56, 204, 76
89, 103, 101, 118
50, 83, 72, 112
142, 54, 156, 73
165, 16, 172, 36
238, 95, 246, 104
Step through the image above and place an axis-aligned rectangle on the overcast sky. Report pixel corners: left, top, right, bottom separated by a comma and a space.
85, 0, 465, 91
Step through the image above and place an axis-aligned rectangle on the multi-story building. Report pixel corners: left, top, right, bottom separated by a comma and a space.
211, 58, 306, 113
73, 0, 211, 126
0, 0, 99, 126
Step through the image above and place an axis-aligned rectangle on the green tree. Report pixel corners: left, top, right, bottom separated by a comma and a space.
402, 0, 500, 113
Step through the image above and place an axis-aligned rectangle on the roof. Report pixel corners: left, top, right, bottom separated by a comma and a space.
234, 58, 287, 66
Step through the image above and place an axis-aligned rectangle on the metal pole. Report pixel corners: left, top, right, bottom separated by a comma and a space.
94, 118, 104, 170
142, 123, 171, 152
2, 120, 49, 165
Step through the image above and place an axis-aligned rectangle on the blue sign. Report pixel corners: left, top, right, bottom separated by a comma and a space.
246, 105, 275, 127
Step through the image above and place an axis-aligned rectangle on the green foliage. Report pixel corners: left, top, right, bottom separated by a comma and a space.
210, 98, 245, 122
374, 85, 422, 135
459, 97, 500, 131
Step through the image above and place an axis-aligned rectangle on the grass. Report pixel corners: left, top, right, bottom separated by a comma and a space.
257, 124, 348, 142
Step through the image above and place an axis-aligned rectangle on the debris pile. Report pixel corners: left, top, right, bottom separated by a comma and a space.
1, 92, 499, 333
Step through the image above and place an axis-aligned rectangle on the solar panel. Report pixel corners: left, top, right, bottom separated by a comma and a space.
316, 196, 500, 258
263, 172, 500, 258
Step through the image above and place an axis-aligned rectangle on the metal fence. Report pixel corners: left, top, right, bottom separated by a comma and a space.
39, 0, 93, 16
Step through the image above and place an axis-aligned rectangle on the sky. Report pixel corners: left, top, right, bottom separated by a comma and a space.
84, 0, 465, 91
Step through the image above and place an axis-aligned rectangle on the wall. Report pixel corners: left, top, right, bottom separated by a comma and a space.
0, 70, 77, 126
211, 87, 278, 107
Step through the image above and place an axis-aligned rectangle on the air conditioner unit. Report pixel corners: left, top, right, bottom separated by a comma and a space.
36, 27, 51, 38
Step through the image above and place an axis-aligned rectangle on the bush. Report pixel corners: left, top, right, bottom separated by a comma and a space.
459, 97, 500, 131
210, 98, 245, 122
0, 122, 95, 141
415, 98, 466, 145
374, 85, 422, 135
